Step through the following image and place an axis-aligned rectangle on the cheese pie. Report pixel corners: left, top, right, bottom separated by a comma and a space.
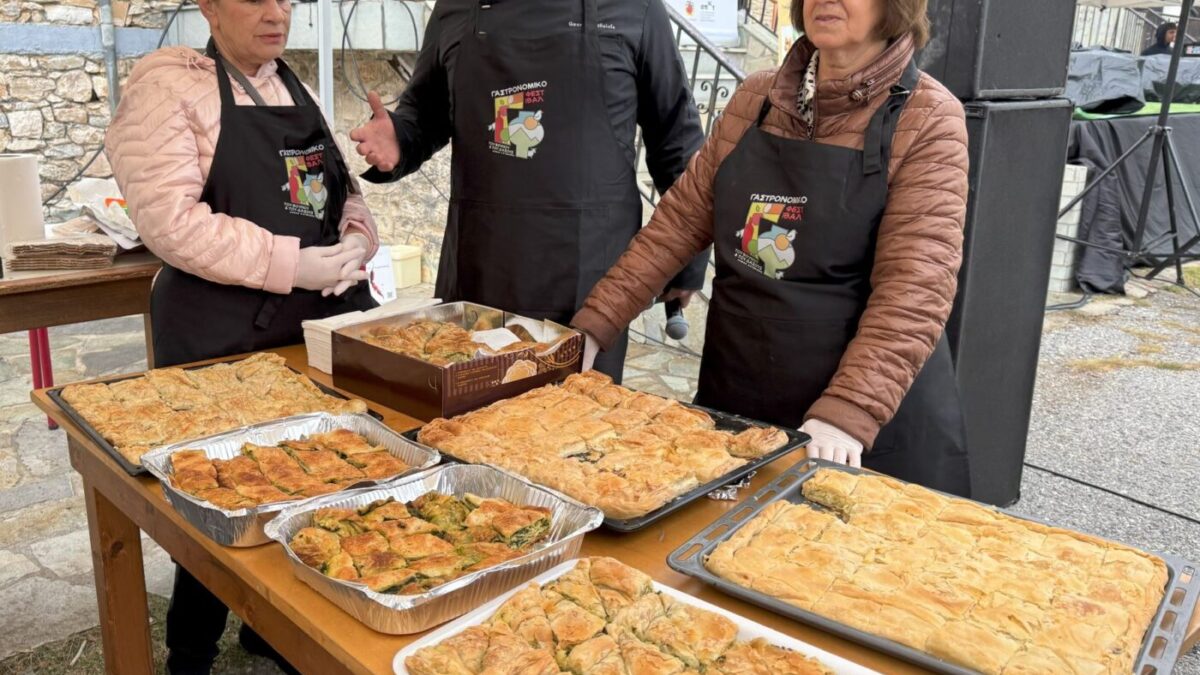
62, 353, 368, 465
406, 557, 834, 675
168, 428, 408, 509
417, 371, 789, 519
706, 468, 1169, 674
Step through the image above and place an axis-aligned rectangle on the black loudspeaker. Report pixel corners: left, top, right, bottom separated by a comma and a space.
946, 99, 1073, 507
918, 0, 1077, 99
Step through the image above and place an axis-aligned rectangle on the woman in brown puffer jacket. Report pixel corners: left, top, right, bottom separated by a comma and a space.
572, 0, 971, 495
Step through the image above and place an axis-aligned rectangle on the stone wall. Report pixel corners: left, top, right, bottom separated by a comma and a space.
1, 0, 181, 27
0, 53, 126, 215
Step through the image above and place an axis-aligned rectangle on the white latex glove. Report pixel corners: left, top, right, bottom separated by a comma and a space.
581, 331, 600, 372
294, 243, 367, 293
322, 233, 370, 297
799, 419, 864, 468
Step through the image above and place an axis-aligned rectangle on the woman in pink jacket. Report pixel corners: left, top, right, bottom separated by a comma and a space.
104, 0, 379, 670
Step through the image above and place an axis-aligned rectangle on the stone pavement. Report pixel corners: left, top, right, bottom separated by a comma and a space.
1, 279, 1199, 670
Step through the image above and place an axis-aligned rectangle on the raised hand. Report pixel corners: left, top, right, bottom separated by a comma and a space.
349, 91, 401, 172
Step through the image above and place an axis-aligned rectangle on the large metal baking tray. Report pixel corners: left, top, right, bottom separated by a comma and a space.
403, 401, 809, 532
392, 557, 882, 675
263, 463, 604, 634
667, 459, 1200, 675
46, 357, 381, 477
141, 413, 440, 547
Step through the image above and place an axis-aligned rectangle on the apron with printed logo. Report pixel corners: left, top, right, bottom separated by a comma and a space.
150, 43, 375, 368
696, 59, 970, 495
439, 0, 642, 380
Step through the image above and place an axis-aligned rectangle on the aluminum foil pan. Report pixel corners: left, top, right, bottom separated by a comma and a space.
142, 413, 439, 547
263, 463, 604, 634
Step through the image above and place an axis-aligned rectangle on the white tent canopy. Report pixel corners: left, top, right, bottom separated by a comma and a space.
1076, 0, 1180, 7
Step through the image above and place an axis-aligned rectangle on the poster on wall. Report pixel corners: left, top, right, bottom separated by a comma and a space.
666, 0, 739, 47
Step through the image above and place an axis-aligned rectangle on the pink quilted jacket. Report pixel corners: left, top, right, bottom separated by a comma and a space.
105, 46, 379, 294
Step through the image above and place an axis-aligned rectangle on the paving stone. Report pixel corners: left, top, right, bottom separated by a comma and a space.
30, 528, 93, 578
1074, 299, 1121, 317
14, 417, 69, 479
0, 576, 98, 659
0, 374, 33, 408
666, 357, 701, 379
142, 536, 174, 598
0, 496, 86, 549
660, 375, 693, 394
79, 341, 147, 378
50, 316, 142, 337
0, 403, 40, 426
0, 443, 22, 491
0, 477, 74, 513
0, 550, 38, 589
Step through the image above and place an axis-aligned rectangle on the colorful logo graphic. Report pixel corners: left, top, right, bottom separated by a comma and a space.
488, 82, 547, 159
280, 144, 328, 220
734, 194, 806, 279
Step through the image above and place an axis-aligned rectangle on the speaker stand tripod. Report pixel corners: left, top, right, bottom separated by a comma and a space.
1056, 0, 1200, 290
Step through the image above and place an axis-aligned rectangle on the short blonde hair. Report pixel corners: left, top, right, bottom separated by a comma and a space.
792, 0, 931, 50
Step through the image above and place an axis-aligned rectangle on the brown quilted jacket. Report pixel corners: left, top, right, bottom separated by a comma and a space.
571, 35, 969, 448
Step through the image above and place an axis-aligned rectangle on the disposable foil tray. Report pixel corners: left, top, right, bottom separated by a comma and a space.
392, 558, 882, 675
142, 413, 439, 547
667, 459, 1200, 675
263, 463, 604, 634
403, 402, 809, 532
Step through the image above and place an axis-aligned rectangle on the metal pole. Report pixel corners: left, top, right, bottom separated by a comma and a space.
318, 0, 335, 122
97, 0, 120, 115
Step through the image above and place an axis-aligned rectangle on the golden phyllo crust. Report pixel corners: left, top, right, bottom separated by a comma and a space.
288, 492, 552, 596
168, 428, 407, 509
360, 319, 554, 367
416, 371, 790, 519
61, 353, 368, 465
405, 557, 835, 675
705, 468, 1170, 675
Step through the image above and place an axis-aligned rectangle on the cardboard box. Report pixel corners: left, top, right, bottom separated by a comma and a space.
332, 302, 583, 421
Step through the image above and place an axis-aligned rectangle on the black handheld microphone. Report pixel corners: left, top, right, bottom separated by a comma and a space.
664, 298, 689, 340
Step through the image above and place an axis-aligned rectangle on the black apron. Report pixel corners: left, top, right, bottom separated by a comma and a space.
695, 59, 970, 496
439, 0, 642, 381
151, 44, 375, 368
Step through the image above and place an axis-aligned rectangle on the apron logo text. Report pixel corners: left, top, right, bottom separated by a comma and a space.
279, 144, 328, 220
488, 81, 547, 159
735, 196, 803, 279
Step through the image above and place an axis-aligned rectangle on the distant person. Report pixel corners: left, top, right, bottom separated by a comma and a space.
1143, 22, 1178, 56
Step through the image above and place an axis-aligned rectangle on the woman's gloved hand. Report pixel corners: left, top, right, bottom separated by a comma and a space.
581, 331, 600, 372
321, 233, 370, 297
294, 243, 367, 293
799, 419, 864, 468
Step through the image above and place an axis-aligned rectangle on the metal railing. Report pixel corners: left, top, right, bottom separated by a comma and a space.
1072, 5, 1198, 53
739, 0, 777, 36
634, 4, 747, 205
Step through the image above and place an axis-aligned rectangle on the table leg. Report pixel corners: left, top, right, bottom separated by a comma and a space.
27, 331, 42, 391
36, 328, 57, 430
83, 476, 154, 675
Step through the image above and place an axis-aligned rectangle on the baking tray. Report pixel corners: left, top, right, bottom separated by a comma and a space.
403, 401, 809, 532
263, 463, 604, 634
46, 357, 382, 477
667, 459, 1200, 675
392, 557, 881, 675
141, 413, 440, 547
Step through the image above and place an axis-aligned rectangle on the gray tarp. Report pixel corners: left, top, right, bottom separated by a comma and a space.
1142, 53, 1200, 103
1068, 114, 1200, 293
1066, 50, 1146, 114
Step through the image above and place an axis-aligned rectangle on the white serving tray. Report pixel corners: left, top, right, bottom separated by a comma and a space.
392, 558, 881, 675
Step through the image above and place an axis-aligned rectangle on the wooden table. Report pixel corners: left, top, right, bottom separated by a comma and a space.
33, 344, 1200, 674
0, 252, 161, 338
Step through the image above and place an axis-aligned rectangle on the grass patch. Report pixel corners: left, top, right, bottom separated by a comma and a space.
0, 594, 277, 674
1068, 357, 1200, 373
1161, 320, 1200, 338
1136, 343, 1167, 355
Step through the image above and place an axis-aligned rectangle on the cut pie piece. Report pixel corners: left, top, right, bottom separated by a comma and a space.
192, 487, 255, 511
361, 568, 421, 594
710, 638, 835, 675
390, 533, 456, 560
654, 402, 716, 430
354, 550, 409, 578
728, 426, 789, 458
322, 551, 359, 581
170, 450, 219, 492
289, 527, 342, 568
287, 448, 365, 483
